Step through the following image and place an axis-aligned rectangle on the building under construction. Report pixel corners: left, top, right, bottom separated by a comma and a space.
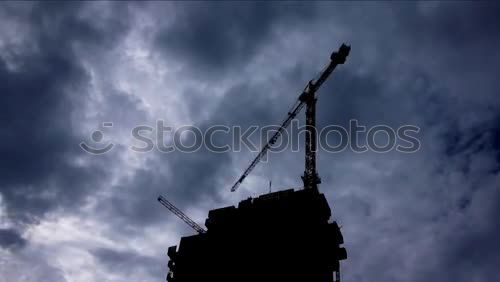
159, 44, 351, 282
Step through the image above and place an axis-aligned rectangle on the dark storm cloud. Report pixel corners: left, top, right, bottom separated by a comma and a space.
308, 4, 500, 282
79, 1, 314, 230
436, 186, 500, 281
0, 2, 132, 223
94, 74, 306, 229
155, 2, 317, 77
99, 70, 320, 229
95, 126, 233, 232
92, 247, 163, 278
156, 3, 500, 282
0, 228, 26, 250
1, 2, 500, 282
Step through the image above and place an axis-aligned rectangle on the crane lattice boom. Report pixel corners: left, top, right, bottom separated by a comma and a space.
230, 100, 306, 192
230, 43, 351, 192
158, 195, 206, 234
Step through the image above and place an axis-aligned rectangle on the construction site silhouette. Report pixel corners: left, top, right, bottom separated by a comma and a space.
160, 44, 350, 282
165, 188, 346, 282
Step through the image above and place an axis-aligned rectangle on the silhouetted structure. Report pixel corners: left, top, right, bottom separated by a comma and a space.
230, 44, 351, 192
161, 44, 350, 281
166, 188, 346, 282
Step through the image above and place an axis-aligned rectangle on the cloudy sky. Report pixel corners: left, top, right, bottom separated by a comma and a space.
1, 2, 499, 282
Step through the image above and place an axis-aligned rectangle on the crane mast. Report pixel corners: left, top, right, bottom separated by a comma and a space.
158, 195, 206, 234
230, 43, 351, 192
301, 43, 350, 190
302, 85, 320, 190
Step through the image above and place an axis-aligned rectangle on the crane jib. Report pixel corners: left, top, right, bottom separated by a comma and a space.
230, 44, 350, 192
158, 195, 207, 234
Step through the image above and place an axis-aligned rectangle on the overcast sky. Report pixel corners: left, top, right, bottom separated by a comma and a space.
1, 2, 499, 282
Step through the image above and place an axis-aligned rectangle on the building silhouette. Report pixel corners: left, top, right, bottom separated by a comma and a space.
162, 44, 350, 282
166, 188, 346, 282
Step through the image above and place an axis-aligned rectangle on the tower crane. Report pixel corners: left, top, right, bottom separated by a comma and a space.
230, 43, 351, 192
158, 195, 206, 234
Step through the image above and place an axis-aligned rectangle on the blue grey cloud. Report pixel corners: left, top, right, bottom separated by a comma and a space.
0, 2, 498, 282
